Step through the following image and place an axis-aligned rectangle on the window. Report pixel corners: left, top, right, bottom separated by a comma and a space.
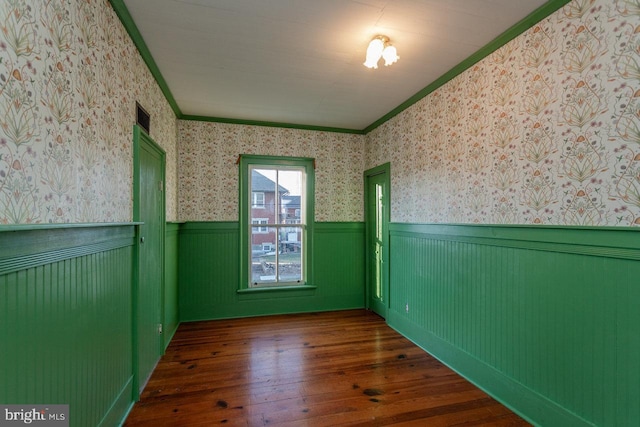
240, 155, 314, 289
252, 218, 268, 233
252, 192, 265, 208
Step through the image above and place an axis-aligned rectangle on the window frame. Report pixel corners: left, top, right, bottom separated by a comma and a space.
239, 155, 315, 290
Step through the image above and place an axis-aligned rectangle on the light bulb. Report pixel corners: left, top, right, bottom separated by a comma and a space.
382, 45, 399, 66
363, 38, 384, 69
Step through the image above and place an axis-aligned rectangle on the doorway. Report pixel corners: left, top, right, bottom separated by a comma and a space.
364, 163, 390, 318
133, 125, 165, 396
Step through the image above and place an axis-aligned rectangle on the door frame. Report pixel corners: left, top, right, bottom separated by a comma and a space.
364, 162, 390, 318
132, 124, 166, 399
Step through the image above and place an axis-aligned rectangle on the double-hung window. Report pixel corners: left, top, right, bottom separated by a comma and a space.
251, 218, 269, 233
239, 155, 314, 289
252, 192, 265, 208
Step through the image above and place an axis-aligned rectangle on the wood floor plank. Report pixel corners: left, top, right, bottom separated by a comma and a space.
124, 310, 529, 426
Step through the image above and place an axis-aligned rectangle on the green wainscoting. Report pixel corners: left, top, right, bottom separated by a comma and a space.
0, 225, 137, 427
179, 222, 365, 321
387, 223, 640, 427
164, 223, 181, 349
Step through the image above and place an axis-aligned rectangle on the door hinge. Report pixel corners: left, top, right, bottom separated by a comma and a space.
158, 180, 164, 192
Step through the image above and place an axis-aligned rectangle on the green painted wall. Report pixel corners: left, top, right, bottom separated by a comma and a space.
0, 225, 137, 427
387, 223, 640, 427
164, 223, 181, 348
179, 222, 365, 321
5, 222, 638, 427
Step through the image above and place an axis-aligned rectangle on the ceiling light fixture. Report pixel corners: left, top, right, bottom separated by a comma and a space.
363, 35, 399, 69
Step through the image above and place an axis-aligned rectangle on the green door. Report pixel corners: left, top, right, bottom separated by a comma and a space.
134, 126, 165, 394
365, 165, 389, 318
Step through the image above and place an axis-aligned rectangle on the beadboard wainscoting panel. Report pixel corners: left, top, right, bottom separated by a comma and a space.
178, 222, 365, 321
312, 222, 365, 308
0, 225, 137, 427
387, 223, 640, 427
178, 222, 240, 321
164, 223, 181, 349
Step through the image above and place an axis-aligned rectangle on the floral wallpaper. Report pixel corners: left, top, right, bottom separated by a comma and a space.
177, 121, 365, 222
0, 0, 177, 224
4, 0, 638, 227
366, 0, 640, 226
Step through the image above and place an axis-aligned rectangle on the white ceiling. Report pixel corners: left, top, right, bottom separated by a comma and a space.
122, 0, 549, 131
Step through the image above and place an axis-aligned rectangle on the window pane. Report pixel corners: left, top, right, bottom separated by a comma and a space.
251, 169, 276, 222
278, 227, 302, 282
251, 227, 277, 284
280, 169, 304, 225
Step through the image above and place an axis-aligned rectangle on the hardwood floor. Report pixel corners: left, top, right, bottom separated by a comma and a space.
124, 310, 529, 426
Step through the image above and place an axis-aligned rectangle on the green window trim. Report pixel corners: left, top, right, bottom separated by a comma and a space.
239, 155, 315, 291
